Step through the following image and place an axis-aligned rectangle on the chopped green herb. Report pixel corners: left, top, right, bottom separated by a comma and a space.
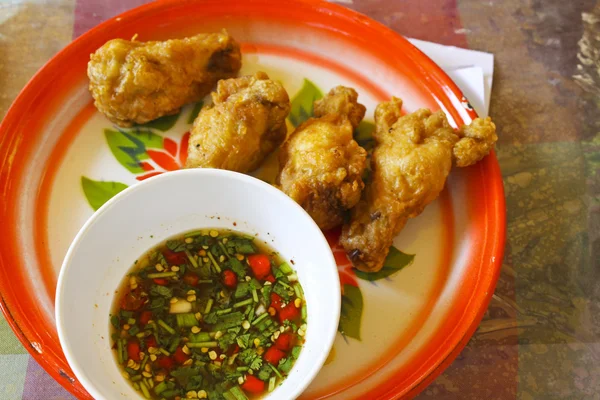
234, 282, 250, 299
175, 313, 198, 328
228, 259, 246, 278
150, 285, 172, 298
166, 240, 186, 252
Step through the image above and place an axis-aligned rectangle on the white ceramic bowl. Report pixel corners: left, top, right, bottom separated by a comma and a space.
56, 169, 340, 400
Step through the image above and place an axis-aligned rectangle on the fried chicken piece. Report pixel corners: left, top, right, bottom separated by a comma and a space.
341, 97, 497, 272
278, 87, 367, 230
88, 31, 241, 127
453, 117, 498, 167
185, 72, 290, 172
313, 86, 366, 128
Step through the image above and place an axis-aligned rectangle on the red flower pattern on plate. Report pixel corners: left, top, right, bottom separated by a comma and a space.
136, 132, 190, 181
324, 227, 358, 293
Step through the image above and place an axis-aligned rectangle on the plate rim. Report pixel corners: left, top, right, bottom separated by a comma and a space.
0, 0, 506, 398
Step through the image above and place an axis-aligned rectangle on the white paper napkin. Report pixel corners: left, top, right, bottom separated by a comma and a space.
408, 38, 494, 117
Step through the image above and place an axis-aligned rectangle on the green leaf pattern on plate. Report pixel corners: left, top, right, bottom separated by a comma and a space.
105, 128, 165, 173
339, 284, 363, 341
81, 176, 128, 211
136, 113, 180, 131
187, 101, 204, 124
354, 247, 415, 281
288, 79, 323, 127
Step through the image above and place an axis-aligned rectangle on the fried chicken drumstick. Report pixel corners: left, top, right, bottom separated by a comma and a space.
277, 87, 368, 230
185, 72, 291, 172
340, 97, 497, 272
88, 31, 241, 127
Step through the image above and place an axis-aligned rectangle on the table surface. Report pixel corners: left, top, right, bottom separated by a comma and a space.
1, 0, 598, 399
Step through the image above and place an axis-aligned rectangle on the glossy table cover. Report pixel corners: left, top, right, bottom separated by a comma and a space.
0, 0, 598, 399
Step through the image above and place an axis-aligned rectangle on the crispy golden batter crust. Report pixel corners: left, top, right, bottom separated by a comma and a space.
185, 72, 290, 173
341, 97, 497, 272
88, 31, 241, 127
278, 87, 367, 230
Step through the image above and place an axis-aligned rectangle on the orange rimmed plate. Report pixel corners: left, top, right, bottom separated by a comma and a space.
0, 0, 505, 398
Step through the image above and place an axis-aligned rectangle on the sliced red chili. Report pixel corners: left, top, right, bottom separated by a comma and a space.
157, 355, 174, 371
241, 375, 265, 394
121, 287, 146, 311
279, 302, 300, 323
127, 340, 141, 362
264, 274, 276, 283
183, 272, 199, 286
153, 278, 168, 285
139, 311, 153, 326
222, 270, 238, 289
227, 344, 240, 357
274, 332, 295, 351
270, 293, 284, 311
145, 336, 158, 349
247, 254, 271, 280
163, 248, 187, 265
263, 346, 286, 365
173, 346, 190, 365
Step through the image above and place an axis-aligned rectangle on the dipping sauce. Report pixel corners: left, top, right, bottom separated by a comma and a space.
110, 229, 307, 399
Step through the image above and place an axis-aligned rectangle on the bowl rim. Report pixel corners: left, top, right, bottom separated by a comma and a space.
55, 168, 341, 400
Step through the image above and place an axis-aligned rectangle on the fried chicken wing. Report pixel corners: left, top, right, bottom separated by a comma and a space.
341, 97, 497, 272
185, 72, 291, 172
88, 31, 241, 127
278, 86, 367, 230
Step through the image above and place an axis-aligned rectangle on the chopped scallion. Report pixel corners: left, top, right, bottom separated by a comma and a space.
116, 339, 124, 364
176, 313, 198, 328
229, 386, 250, 400
269, 364, 283, 379
207, 252, 221, 273
251, 312, 269, 326
268, 376, 276, 392
157, 319, 176, 335
218, 242, 232, 260
233, 298, 253, 309
158, 348, 170, 356
186, 341, 219, 348
147, 272, 176, 279
139, 380, 151, 399
279, 262, 293, 275
184, 249, 198, 268
204, 299, 214, 314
